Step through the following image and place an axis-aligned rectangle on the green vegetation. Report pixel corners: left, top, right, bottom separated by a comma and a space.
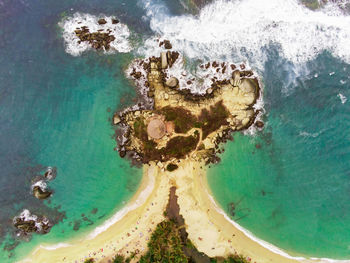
112, 254, 126, 263
301, 0, 321, 9
165, 135, 199, 159
133, 117, 148, 141
139, 220, 188, 263
210, 255, 250, 263
83, 258, 94, 263
160, 101, 229, 140
132, 101, 229, 162
86, 187, 250, 263
133, 115, 199, 162
199, 100, 229, 139
159, 106, 196, 134
166, 163, 179, 172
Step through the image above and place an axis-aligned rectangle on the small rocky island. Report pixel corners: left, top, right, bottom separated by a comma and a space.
115, 45, 262, 167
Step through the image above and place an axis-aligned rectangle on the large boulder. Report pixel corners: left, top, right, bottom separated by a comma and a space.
98, 18, 107, 25
165, 77, 179, 88
33, 186, 52, 200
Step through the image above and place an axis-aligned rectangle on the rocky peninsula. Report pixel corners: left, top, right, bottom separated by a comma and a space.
23, 44, 318, 263
115, 48, 262, 167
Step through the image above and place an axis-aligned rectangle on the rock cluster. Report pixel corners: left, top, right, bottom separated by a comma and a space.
159, 39, 173, 49
115, 50, 263, 165
13, 210, 52, 235
74, 20, 117, 50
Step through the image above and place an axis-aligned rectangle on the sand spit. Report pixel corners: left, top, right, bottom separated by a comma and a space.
20, 159, 349, 263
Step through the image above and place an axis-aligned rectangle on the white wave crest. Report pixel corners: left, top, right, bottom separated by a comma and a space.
31, 180, 47, 191
139, 0, 350, 71
59, 13, 132, 56
338, 93, 347, 104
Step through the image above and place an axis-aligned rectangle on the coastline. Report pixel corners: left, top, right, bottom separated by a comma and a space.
20, 161, 349, 263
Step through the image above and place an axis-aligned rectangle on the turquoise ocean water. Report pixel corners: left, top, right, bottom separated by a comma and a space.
208, 53, 350, 258
0, 0, 350, 262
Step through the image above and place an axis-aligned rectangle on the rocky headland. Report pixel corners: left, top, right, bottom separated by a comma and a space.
115, 44, 262, 167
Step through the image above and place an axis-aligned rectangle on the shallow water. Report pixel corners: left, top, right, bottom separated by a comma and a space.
208, 52, 350, 259
1, 0, 350, 261
0, 1, 147, 261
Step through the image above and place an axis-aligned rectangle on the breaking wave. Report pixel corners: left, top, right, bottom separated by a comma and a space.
139, 0, 350, 72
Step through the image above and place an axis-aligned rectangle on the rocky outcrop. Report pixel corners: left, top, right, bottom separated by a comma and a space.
74, 26, 116, 51
13, 210, 52, 235
97, 18, 107, 25
115, 50, 262, 165
33, 186, 52, 200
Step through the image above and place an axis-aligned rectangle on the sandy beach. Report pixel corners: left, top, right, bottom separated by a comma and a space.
20, 160, 340, 263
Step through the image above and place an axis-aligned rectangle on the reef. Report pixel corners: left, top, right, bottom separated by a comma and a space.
115, 43, 262, 166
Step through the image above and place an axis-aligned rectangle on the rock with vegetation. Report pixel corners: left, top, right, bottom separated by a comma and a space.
116, 50, 261, 165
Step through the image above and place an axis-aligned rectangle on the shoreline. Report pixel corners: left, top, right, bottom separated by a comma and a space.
20, 161, 349, 263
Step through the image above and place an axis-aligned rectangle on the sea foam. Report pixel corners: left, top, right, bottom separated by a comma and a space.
59, 13, 132, 56
139, 0, 350, 72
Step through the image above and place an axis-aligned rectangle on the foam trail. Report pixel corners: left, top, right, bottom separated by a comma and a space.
139, 0, 350, 71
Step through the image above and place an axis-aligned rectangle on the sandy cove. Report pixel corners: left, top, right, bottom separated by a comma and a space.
20, 160, 331, 263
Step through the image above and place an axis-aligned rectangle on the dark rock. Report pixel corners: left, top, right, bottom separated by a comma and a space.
111, 18, 119, 24
44, 167, 56, 180
98, 18, 107, 25
13, 211, 52, 235
119, 150, 126, 158
166, 163, 178, 172
14, 219, 37, 233
33, 186, 52, 200
164, 40, 172, 49
255, 121, 264, 128
74, 24, 116, 51
212, 61, 219, 68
